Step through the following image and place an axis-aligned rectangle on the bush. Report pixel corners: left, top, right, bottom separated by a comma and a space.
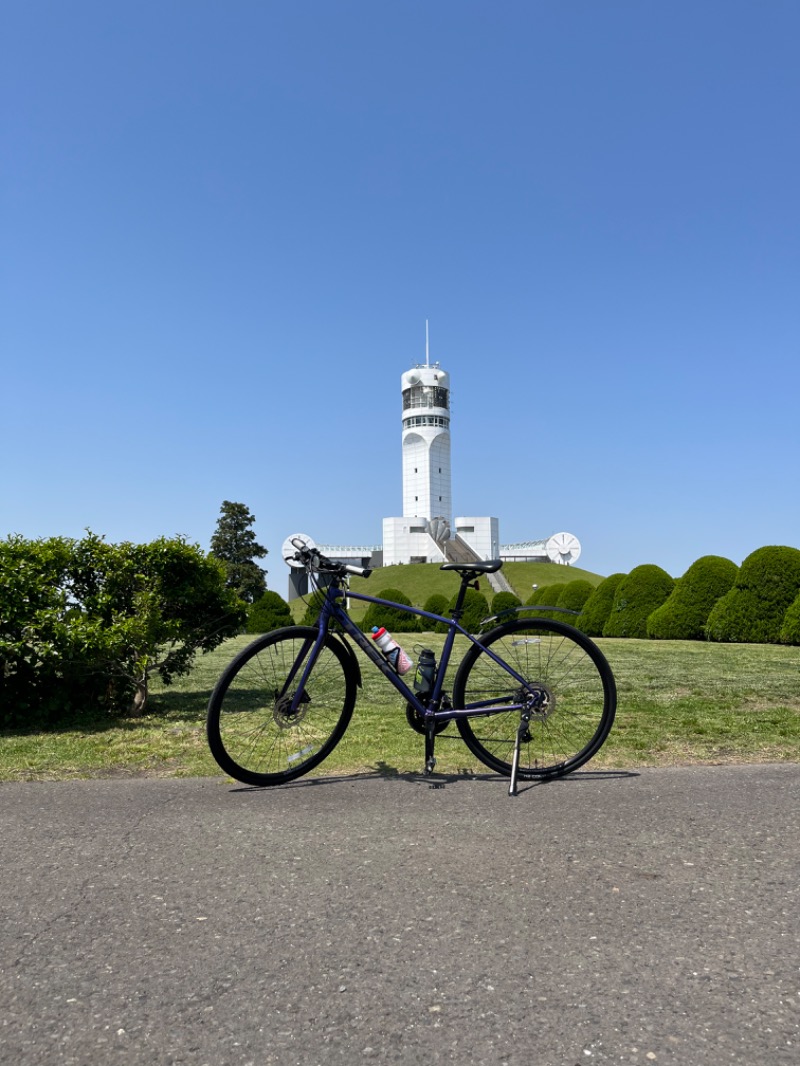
0, 533, 244, 726
448, 587, 490, 633
247, 590, 293, 633
536, 584, 565, 608
706, 546, 800, 644
647, 556, 738, 640
490, 591, 522, 618
556, 580, 595, 615
421, 593, 450, 632
525, 586, 547, 606
300, 589, 328, 626
526, 584, 563, 606
577, 574, 626, 636
603, 565, 674, 639
780, 590, 800, 645
361, 588, 421, 633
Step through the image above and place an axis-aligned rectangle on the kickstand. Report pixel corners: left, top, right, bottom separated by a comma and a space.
509, 709, 532, 797
424, 717, 437, 775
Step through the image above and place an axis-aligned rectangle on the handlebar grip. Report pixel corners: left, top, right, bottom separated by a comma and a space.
344, 564, 372, 578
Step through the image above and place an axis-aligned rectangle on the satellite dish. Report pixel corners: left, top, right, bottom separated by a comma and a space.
407, 372, 421, 385
282, 533, 317, 568
546, 532, 582, 565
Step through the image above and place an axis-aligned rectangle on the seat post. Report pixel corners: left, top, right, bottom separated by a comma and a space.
451, 571, 478, 619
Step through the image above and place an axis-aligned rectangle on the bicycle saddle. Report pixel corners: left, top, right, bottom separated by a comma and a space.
440, 560, 503, 575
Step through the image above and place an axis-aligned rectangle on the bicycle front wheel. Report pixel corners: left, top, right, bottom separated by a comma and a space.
453, 617, 616, 780
206, 626, 357, 786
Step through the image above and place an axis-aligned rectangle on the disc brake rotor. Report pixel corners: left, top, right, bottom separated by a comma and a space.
272, 691, 310, 729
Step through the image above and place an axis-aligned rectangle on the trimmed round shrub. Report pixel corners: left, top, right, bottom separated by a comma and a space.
362, 588, 421, 633
421, 593, 450, 632
706, 546, 800, 644
556, 580, 595, 615
448, 587, 490, 633
300, 589, 328, 626
537, 583, 566, 608
647, 556, 737, 640
247, 590, 293, 633
576, 573, 626, 636
525, 586, 549, 606
490, 591, 522, 618
603, 565, 674, 639
780, 590, 800, 645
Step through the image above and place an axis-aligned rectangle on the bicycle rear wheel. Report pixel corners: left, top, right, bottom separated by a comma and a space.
206, 626, 357, 786
453, 617, 616, 780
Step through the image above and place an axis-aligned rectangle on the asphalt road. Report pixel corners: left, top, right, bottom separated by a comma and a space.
1, 764, 798, 1066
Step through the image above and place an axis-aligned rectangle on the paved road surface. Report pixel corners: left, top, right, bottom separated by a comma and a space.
1, 765, 798, 1065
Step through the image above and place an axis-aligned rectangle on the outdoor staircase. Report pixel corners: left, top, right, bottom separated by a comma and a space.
432, 532, 516, 596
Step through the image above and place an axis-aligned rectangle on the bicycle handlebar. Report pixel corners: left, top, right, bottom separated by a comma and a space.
290, 538, 372, 580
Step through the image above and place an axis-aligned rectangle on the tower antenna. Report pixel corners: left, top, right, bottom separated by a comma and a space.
425, 319, 430, 367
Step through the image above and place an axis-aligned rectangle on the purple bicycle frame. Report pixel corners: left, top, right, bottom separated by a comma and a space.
288, 583, 536, 724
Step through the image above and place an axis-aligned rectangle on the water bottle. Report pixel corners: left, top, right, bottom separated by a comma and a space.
370, 626, 413, 675
414, 648, 437, 696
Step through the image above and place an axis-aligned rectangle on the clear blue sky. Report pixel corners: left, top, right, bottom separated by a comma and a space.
3, 1, 798, 587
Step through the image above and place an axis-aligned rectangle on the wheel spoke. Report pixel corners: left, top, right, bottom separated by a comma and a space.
455, 619, 615, 779
207, 628, 356, 786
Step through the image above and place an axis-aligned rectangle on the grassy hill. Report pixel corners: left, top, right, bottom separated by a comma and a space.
289, 560, 605, 622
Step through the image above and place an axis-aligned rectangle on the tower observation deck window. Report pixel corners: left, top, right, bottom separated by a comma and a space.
403, 415, 450, 430
402, 386, 449, 411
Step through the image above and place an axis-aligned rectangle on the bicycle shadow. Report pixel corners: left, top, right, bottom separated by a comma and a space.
227, 764, 640, 794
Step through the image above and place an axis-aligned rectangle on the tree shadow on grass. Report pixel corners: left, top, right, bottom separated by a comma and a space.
1, 689, 210, 738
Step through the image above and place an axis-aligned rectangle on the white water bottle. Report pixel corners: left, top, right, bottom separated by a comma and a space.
370, 626, 413, 675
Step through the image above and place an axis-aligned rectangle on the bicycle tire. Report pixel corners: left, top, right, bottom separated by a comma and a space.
453, 617, 616, 780
206, 626, 357, 786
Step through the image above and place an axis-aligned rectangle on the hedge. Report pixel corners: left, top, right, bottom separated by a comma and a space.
780, 590, 800, 645
447, 587, 490, 633
556, 580, 595, 615
490, 591, 522, 618
577, 573, 626, 636
361, 588, 421, 633
647, 556, 738, 640
706, 546, 800, 644
421, 593, 450, 633
603, 565, 674, 639
247, 590, 293, 633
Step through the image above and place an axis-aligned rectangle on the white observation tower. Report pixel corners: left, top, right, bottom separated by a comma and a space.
400, 362, 452, 524
383, 326, 498, 565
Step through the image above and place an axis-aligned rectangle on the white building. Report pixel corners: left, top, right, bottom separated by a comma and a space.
382, 357, 499, 566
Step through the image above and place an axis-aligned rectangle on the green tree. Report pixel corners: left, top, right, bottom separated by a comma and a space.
556, 580, 595, 615
0, 533, 245, 725
647, 556, 738, 640
210, 500, 268, 603
577, 574, 626, 636
448, 587, 490, 633
420, 592, 452, 631
300, 589, 328, 627
421, 593, 450, 633
780, 589, 800, 645
490, 591, 522, 618
706, 546, 800, 644
362, 589, 421, 633
603, 565, 674, 639
247, 590, 293, 634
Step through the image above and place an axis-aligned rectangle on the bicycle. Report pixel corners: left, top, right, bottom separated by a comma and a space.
206, 536, 617, 796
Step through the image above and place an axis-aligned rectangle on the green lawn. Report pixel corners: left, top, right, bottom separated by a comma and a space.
1, 633, 798, 782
